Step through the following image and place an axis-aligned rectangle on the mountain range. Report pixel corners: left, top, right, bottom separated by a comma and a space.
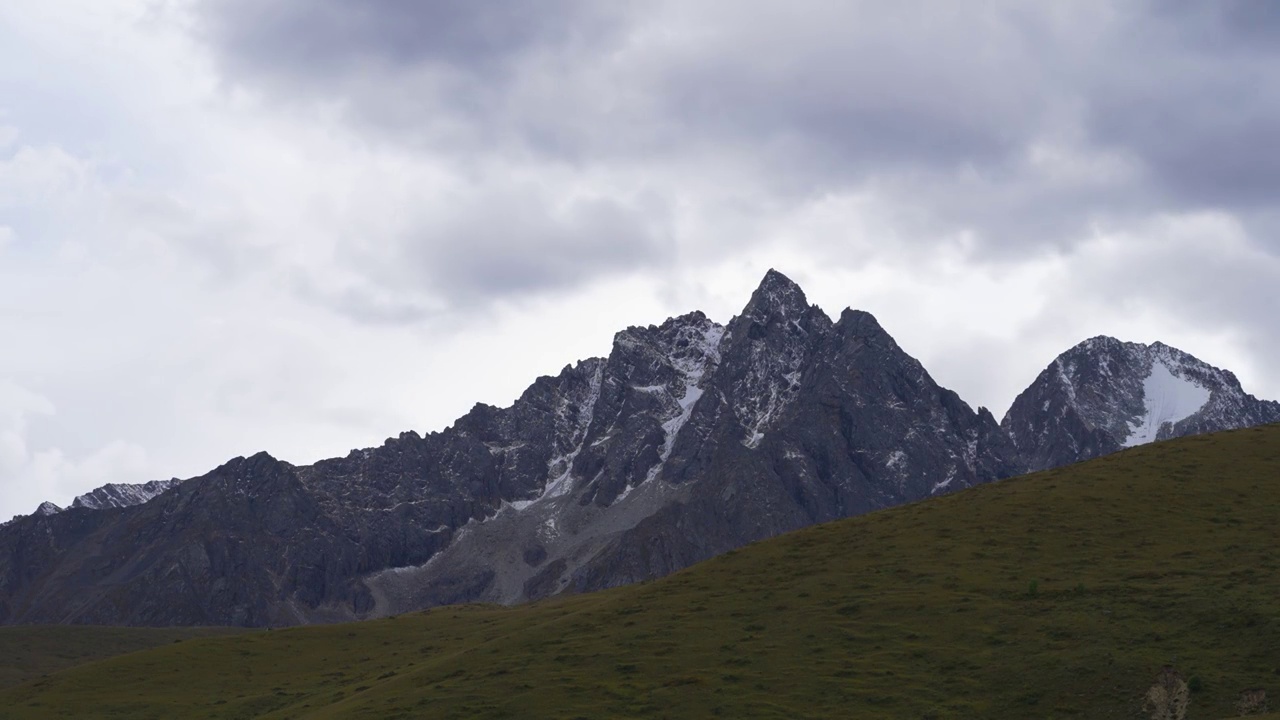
2, 270, 1276, 626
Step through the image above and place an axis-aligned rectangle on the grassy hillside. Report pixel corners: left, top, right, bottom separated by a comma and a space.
0, 626, 248, 691
1, 424, 1278, 719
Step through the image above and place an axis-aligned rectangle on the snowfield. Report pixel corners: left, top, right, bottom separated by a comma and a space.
1123, 360, 1211, 447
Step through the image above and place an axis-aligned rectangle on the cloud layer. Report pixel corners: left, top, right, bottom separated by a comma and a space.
0, 0, 1277, 519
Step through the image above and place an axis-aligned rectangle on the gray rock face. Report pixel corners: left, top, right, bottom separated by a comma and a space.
1002, 336, 1280, 471
0, 453, 368, 626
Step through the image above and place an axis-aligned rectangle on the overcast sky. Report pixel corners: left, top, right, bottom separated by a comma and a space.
2, 0, 1278, 520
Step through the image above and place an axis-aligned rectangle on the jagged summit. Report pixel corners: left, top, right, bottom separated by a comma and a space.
1076, 335, 1125, 351
741, 269, 819, 324
832, 307, 896, 342
756, 267, 803, 296
1003, 337, 1280, 471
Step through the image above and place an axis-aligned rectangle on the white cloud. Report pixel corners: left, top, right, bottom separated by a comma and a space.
0, 381, 154, 520
0, 381, 55, 468
0, 143, 90, 208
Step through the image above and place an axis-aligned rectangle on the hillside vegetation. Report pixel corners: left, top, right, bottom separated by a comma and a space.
0, 626, 248, 690
1, 424, 1278, 719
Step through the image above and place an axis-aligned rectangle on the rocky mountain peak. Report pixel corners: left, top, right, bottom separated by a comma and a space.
741, 269, 818, 325
711, 273, 833, 451
1079, 334, 1124, 348
218, 451, 287, 476
1004, 337, 1280, 471
832, 308, 896, 344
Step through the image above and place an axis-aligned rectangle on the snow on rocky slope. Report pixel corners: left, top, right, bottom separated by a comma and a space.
13, 479, 183, 520
1003, 336, 1280, 472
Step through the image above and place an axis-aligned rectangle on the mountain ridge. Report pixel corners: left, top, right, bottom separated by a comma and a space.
2, 269, 1276, 627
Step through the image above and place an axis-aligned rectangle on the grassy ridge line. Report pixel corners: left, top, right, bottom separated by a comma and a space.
0, 626, 249, 690
2, 424, 1279, 718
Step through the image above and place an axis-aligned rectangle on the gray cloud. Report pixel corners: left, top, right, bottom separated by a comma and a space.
406, 189, 672, 301
195, 0, 632, 153
276, 181, 674, 326
183, 0, 1280, 316
185, 0, 1280, 345
1083, 1, 1280, 220
199, 0, 622, 79
195, 1, 1063, 176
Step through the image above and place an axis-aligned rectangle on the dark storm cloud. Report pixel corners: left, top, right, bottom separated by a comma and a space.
191, 0, 1280, 289
412, 192, 670, 302
1150, 0, 1280, 51
646, 4, 1065, 179
198, 0, 621, 79
295, 186, 673, 325
195, 0, 632, 151
193, 0, 664, 314
194, 2, 1069, 169
1084, 0, 1280, 219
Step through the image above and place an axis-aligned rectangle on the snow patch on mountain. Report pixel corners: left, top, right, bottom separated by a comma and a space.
1055, 358, 1078, 403
484, 441, 526, 455
931, 469, 957, 495
735, 341, 806, 450
539, 363, 604, 504
644, 321, 724, 483
1123, 360, 1211, 447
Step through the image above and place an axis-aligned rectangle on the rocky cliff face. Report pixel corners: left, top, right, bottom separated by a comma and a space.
1002, 336, 1280, 471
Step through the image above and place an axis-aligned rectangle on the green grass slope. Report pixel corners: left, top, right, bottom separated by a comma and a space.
0, 626, 248, 691
2, 424, 1279, 719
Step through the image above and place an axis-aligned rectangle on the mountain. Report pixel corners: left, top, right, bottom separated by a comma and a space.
3, 272, 1277, 628
0, 270, 1018, 627
369, 271, 1021, 612
4, 424, 1279, 718
1003, 336, 1280, 471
